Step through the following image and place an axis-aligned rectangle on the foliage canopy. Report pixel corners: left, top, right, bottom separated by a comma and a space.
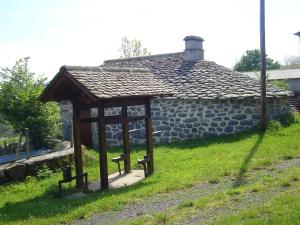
0, 58, 61, 148
283, 55, 300, 69
119, 36, 151, 58
234, 49, 281, 72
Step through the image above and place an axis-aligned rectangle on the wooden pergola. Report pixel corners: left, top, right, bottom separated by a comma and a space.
40, 66, 172, 190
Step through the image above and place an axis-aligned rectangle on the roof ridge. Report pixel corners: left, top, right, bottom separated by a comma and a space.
99, 67, 150, 73
104, 52, 183, 64
61, 65, 100, 72
61, 65, 150, 73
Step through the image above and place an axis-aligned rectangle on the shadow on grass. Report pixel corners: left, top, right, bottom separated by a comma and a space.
158, 127, 260, 150
98, 113, 299, 153
0, 177, 157, 223
233, 132, 265, 187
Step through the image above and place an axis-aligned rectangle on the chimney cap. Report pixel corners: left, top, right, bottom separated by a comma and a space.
184, 35, 204, 41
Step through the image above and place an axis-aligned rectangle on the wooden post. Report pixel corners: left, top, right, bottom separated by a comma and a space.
122, 106, 131, 174
25, 128, 31, 159
4, 141, 7, 157
260, 0, 267, 131
145, 99, 154, 174
98, 104, 109, 190
70, 120, 74, 148
16, 134, 22, 161
73, 104, 84, 189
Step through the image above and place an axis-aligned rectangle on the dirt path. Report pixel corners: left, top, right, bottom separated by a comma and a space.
72, 158, 300, 225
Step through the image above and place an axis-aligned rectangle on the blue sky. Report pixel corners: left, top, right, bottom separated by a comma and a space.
0, 0, 299, 79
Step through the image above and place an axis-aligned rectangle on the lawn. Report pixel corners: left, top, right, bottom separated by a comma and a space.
0, 114, 300, 225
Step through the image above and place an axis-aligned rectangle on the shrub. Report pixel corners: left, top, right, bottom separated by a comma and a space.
280, 112, 299, 127
82, 146, 97, 166
36, 164, 53, 179
0, 58, 61, 148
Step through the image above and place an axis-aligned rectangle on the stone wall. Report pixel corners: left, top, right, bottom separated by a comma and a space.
88, 97, 290, 147
0, 148, 73, 184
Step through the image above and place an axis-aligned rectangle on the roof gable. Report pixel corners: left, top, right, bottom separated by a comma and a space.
40, 66, 174, 103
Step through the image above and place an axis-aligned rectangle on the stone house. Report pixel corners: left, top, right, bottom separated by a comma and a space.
60, 36, 292, 148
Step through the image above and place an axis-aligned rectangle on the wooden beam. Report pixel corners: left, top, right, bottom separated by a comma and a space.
64, 72, 98, 102
98, 104, 109, 190
80, 117, 98, 124
78, 105, 97, 110
102, 97, 148, 108
78, 98, 145, 110
122, 106, 131, 174
40, 73, 67, 102
73, 104, 84, 189
80, 115, 147, 125
105, 115, 147, 124
77, 97, 152, 111
145, 99, 154, 174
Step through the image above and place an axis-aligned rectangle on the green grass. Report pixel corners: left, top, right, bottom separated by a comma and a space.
127, 166, 300, 225
211, 185, 300, 225
0, 114, 300, 225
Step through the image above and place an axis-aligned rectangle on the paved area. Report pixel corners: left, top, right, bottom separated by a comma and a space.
66, 170, 145, 199
89, 170, 145, 191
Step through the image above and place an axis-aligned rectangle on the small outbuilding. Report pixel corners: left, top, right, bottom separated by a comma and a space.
40, 66, 173, 190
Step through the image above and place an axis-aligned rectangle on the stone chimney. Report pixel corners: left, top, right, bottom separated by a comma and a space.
183, 35, 204, 61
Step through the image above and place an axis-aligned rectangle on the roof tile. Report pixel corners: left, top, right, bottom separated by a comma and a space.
45, 66, 174, 100
104, 53, 292, 99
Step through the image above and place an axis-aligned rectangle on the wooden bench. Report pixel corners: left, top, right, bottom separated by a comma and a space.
112, 153, 128, 175
138, 156, 151, 177
58, 172, 88, 197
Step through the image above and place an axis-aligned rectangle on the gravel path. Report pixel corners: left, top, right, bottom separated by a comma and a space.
72, 158, 300, 225
178, 186, 293, 225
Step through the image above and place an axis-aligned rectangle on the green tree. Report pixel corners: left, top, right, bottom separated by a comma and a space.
234, 49, 281, 72
269, 80, 289, 90
283, 55, 300, 69
0, 114, 14, 138
119, 37, 151, 58
0, 58, 61, 148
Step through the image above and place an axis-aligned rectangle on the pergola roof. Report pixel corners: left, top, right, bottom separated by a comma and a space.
40, 65, 173, 103
40, 65, 160, 191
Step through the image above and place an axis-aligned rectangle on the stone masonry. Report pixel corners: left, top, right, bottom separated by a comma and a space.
82, 97, 290, 147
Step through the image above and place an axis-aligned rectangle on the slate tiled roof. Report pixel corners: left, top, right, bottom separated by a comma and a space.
104, 53, 292, 99
245, 68, 300, 80
42, 66, 174, 100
